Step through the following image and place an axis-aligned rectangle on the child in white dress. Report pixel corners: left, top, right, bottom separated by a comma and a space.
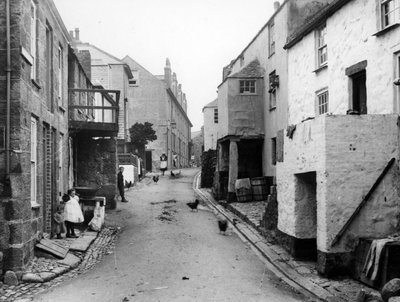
63, 189, 84, 238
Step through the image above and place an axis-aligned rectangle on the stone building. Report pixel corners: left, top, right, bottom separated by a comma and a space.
122, 56, 192, 172
202, 99, 219, 151
213, 0, 332, 201
0, 0, 121, 276
278, 0, 400, 276
0, 0, 71, 274
71, 33, 133, 154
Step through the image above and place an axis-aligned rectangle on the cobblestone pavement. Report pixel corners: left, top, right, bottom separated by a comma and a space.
195, 186, 382, 302
0, 227, 119, 302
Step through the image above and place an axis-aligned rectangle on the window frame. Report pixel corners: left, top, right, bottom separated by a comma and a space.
268, 20, 275, 57
381, 0, 400, 28
213, 108, 218, 124
316, 24, 328, 68
316, 88, 329, 116
58, 45, 63, 106
239, 80, 256, 95
395, 52, 400, 112
31, 117, 38, 205
30, 0, 37, 80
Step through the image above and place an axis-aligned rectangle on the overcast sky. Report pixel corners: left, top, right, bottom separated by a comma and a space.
53, 0, 276, 132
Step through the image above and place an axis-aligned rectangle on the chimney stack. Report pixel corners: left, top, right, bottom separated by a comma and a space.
274, 1, 280, 11
69, 30, 74, 39
75, 28, 80, 41
164, 58, 172, 88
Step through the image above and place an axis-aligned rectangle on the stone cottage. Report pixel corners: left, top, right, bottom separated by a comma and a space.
213, 0, 333, 201
122, 56, 192, 172
278, 0, 400, 276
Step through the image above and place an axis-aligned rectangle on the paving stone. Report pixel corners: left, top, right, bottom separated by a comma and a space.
39, 272, 56, 282
295, 266, 312, 275
57, 253, 81, 268
22, 273, 43, 283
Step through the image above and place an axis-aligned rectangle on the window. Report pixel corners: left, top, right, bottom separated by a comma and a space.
268, 20, 275, 56
30, 0, 37, 79
46, 23, 54, 112
58, 134, 63, 201
129, 70, 139, 86
58, 45, 63, 106
214, 108, 218, 124
271, 137, 277, 166
316, 89, 329, 115
239, 80, 256, 94
269, 71, 278, 109
31, 117, 38, 205
381, 0, 400, 28
316, 25, 327, 67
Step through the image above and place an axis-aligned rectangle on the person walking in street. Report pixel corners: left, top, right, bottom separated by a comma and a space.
63, 189, 84, 238
160, 153, 167, 176
118, 166, 128, 202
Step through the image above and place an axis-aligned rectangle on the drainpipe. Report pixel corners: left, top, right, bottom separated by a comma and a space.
5, 0, 11, 182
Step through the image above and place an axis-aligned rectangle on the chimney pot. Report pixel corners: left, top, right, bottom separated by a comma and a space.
274, 1, 280, 11
75, 28, 80, 41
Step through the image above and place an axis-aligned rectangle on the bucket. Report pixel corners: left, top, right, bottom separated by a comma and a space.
250, 177, 269, 201
235, 178, 252, 202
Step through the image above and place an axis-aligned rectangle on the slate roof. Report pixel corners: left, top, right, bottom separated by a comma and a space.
284, 0, 352, 49
228, 60, 264, 78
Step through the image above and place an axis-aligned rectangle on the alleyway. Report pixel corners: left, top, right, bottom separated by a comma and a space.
33, 168, 309, 302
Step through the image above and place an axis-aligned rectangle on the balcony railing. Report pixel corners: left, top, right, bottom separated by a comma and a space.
68, 88, 120, 137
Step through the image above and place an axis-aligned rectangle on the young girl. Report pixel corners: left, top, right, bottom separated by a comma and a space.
54, 204, 66, 239
63, 189, 84, 238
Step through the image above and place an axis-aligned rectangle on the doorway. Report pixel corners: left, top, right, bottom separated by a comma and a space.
145, 151, 152, 172
293, 171, 317, 259
351, 70, 367, 114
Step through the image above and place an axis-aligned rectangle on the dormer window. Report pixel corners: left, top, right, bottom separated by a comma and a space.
239, 80, 256, 94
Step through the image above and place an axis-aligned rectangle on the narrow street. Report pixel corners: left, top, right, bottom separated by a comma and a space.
33, 168, 308, 302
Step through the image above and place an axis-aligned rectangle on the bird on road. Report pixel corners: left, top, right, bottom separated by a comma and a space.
152, 175, 159, 183
218, 218, 228, 235
186, 199, 200, 212
170, 170, 175, 177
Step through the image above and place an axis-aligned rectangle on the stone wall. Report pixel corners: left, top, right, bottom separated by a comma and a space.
0, 0, 70, 273
277, 114, 400, 256
203, 104, 219, 151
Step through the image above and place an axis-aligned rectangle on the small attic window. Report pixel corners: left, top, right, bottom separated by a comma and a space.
129, 70, 139, 86
239, 80, 256, 94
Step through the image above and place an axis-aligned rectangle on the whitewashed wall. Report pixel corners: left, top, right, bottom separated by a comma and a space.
203, 105, 219, 151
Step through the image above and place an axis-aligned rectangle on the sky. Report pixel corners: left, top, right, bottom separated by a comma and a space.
53, 0, 277, 132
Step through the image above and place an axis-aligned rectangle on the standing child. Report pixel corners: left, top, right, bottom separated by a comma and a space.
64, 189, 84, 238
54, 203, 66, 239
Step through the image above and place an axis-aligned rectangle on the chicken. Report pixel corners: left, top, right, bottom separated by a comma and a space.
218, 218, 228, 235
170, 170, 175, 177
152, 175, 159, 183
175, 170, 181, 176
125, 181, 133, 190
186, 199, 199, 212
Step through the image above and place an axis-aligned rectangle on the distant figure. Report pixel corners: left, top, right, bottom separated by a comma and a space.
160, 153, 167, 176
63, 189, 84, 238
118, 167, 128, 203
173, 153, 177, 168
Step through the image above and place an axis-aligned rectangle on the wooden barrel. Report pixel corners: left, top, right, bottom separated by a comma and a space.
250, 177, 269, 201
235, 178, 252, 202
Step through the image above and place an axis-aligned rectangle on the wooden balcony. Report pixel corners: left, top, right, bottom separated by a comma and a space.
69, 88, 120, 137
